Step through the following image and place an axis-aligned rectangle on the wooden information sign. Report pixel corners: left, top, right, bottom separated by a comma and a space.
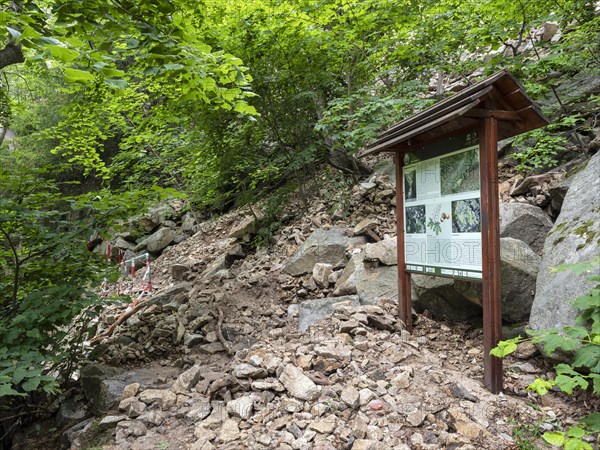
360, 70, 549, 393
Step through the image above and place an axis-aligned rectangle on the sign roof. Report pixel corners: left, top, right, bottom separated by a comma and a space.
361, 69, 549, 157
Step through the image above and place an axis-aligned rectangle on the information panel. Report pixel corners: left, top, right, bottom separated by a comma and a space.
403, 137, 482, 280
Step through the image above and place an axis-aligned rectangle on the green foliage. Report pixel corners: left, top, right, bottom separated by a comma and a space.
511, 114, 587, 174
0, 159, 172, 402
0, 165, 107, 398
491, 256, 600, 449
509, 419, 543, 450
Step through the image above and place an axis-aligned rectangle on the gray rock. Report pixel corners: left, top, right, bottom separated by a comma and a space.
186, 401, 212, 423
232, 363, 267, 379
64, 418, 94, 446
449, 382, 478, 402
283, 228, 365, 276
530, 152, 600, 341
201, 244, 245, 279
230, 215, 260, 238
226, 395, 254, 420
122, 383, 140, 400
99, 415, 128, 429
312, 263, 333, 287
340, 386, 360, 409
184, 332, 205, 347
538, 72, 600, 114
279, 364, 320, 401
117, 420, 148, 437
219, 418, 241, 443
314, 345, 351, 361
364, 239, 397, 265
135, 227, 175, 254
309, 415, 338, 434
454, 238, 540, 323
412, 275, 482, 322
138, 409, 165, 427
79, 364, 126, 414
56, 396, 88, 427
198, 342, 226, 354
182, 213, 197, 233
549, 176, 573, 215
138, 389, 177, 410
251, 379, 285, 392
358, 388, 376, 406
354, 218, 378, 235
118, 398, 146, 418
499, 203, 553, 254
171, 263, 190, 281
298, 296, 360, 332
113, 237, 134, 251
172, 365, 203, 393
150, 282, 192, 306
354, 263, 398, 305
334, 254, 398, 305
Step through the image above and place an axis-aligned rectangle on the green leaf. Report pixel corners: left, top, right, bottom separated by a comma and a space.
527, 378, 555, 395
22, 376, 41, 392
100, 67, 125, 78
64, 68, 95, 84
49, 45, 79, 63
564, 438, 592, 450
6, 26, 21, 40
538, 333, 580, 355
164, 63, 185, 71
543, 431, 565, 446
490, 337, 522, 357
567, 427, 586, 438
555, 374, 588, 395
104, 79, 128, 90
552, 256, 600, 275
0, 384, 24, 397
572, 345, 600, 371
579, 413, 600, 433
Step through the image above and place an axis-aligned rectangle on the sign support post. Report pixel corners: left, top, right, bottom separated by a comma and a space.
480, 117, 503, 393
395, 153, 412, 332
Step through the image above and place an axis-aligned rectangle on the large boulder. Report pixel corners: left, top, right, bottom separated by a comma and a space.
80, 364, 126, 414
298, 296, 360, 332
412, 275, 482, 322
413, 238, 540, 323
283, 228, 365, 276
530, 152, 600, 334
200, 243, 245, 280
333, 254, 398, 305
135, 227, 175, 254
364, 238, 397, 265
230, 215, 260, 239
537, 72, 600, 114
499, 203, 553, 254
455, 238, 541, 323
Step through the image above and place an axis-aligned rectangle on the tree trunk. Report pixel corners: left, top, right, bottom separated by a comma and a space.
0, 43, 24, 70
327, 147, 372, 181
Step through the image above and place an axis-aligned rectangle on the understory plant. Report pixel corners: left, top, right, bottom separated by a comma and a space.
492, 256, 600, 449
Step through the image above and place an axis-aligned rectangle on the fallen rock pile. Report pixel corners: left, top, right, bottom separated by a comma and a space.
72, 301, 572, 450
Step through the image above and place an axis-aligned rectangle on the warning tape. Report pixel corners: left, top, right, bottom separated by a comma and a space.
99, 246, 154, 299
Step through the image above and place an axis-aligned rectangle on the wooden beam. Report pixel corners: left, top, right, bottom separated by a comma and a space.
362, 100, 481, 157
395, 153, 412, 332
463, 108, 523, 121
479, 117, 503, 394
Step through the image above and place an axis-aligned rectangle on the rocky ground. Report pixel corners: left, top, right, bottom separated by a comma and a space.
40, 159, 597, 450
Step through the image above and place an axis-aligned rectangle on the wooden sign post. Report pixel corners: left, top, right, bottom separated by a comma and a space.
361, 70, 549, 393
